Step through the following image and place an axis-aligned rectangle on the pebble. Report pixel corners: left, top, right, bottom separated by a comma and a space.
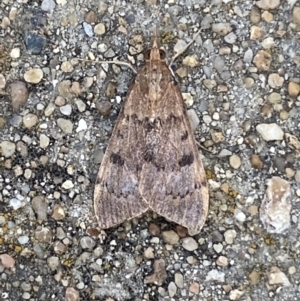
144, 247, 154, 259
293, 6, 300, 24
288, 81, 300, 97
45, 102, 56, 116
18, 236, 29, 244
80, 236, 96, 249
83, 22, 93, 37
0, 254, 15, 268
168, 281, 177, 297
203, 39, 214, 53
47, 256, 60, 270
229, 154, 241, 169
262, 11, 273, 22
211, 131, 225, 143
55, 96, 66, 106
203, 79, 217, 90
295, 170, 300, 183
0, 74, 5, 89
213, 243, 223, 253
174, 273, 184, 288
0, 216, 5, 225
145, 259, 167, 286
39, 134, 50, 148
182, 93, 193, 106
76, 119, 87, 132
205, 269, 225, 282
57, 118, 73, 133
94, 23, 106, 35
75, 99, 86, 112
32, 195, 48, 221
256, 0, 280, 10
22, 292, 31, 300
0, 141, 16, 157
267, 266, 291, 286
224, 32, 237, 44
224, 229, 236, 244
61, 61, 74, 73
249, 270, 260, 285
35, 227, 53, 243
268, 92, 281, 104
96, 100, 112, 116
229, 289, 244, 300
189, 282, 200, 295
24, 68, 43, 84
24, 32, 46, 54
60, 104, 72, 115
250, 6, 261, 24
104, 48, 115, 58
183, 54, 199, 67
256, 123, 284, 141
234, 209, 246, 222
253, 50, 272, 71
98, 43, 108, 53
213, 56, 225, 73
173, 39, 187, 54
52, 204, 65, 220
162, 230, 179, 245
285, 133, 300, 149
250, 26, 264, 40
62, 180, 74, 189
268, 73, 284, 88
85, 10, 97, 24
65, 287, 80, 301
182, 237, 198, 251
212, 23, 232, 35
216, 256, 228, 267
262, 37, 275, 49
10, 81, 28, 112
41, 0, 56, 11
244, 77, 254, 89
187, 109, 200, 130
23, 113, 38, 129
201, 14, 213, 29
260, 177, 291, 234
149, 223, 161, 236
250, 154, 263, 169
243, 49, 253, 63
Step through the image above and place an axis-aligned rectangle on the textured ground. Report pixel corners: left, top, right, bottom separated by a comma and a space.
1, 0, 300, 300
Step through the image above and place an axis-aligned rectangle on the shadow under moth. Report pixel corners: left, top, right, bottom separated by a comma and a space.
94, 30, 209, 231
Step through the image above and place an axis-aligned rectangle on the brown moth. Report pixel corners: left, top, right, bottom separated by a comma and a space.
94, 30, 209, 231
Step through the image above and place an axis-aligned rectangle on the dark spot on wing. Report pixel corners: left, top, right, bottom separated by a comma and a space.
117, 130, 123, 139
181, 131, 188, 141
144, 117, 161, 132
144, 151, 153, 162
200, 179, 207, 187
178, 153, 194, 167
110, 152, 124, 166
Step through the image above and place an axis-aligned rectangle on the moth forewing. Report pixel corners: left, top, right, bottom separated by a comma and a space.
94, 31, 209, 231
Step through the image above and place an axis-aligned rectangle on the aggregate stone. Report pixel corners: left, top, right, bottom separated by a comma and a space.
24, 68, 43, 84
256, 123, 284, 141
23, 113, 38, 129
0, 141, 16, 157
181, 237, 198, 251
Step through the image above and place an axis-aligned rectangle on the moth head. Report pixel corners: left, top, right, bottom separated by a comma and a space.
144, 47, 166, 61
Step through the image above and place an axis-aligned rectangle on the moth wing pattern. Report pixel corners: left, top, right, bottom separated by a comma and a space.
94, 83, 149, 229
94, 32, 209, 231
138, 61, 209, 231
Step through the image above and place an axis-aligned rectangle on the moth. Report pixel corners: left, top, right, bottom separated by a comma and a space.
94, 31, 209, 231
